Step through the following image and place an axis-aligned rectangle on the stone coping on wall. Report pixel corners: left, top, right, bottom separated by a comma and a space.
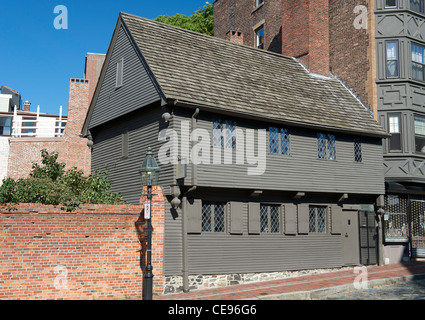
0, 203, 143, 215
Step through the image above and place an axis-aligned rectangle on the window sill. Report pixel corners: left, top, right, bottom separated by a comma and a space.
251, 3, 264, 14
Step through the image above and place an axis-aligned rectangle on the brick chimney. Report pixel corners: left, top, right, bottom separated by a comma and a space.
282, 0, 330, 76
84, 53, 106, 103
225, 30, 244, 45
23, 100, 31, 111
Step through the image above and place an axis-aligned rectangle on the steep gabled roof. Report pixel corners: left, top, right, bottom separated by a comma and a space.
84, 12, 388, 138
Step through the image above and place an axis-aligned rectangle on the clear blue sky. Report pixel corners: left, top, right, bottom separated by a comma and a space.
0, 0, 209, 115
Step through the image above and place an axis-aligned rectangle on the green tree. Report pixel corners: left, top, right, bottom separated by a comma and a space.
154, 2, 214, 36
0, 150, 125, 211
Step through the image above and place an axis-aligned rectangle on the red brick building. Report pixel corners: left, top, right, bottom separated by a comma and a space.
6, 53, 105, 180
213, 0, 378, 119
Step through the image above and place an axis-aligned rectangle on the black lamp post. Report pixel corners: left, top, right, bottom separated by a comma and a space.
139, 146, 161, 300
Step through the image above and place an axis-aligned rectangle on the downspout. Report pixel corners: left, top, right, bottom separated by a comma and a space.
181, 108, 199, 293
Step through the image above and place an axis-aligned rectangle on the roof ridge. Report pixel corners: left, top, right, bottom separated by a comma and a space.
119, 11, 296, 62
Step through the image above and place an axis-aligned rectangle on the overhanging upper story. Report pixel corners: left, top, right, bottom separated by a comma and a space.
83, 12, 389, 202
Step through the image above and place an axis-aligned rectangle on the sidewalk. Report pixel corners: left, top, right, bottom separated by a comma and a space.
155, 261, 425, 300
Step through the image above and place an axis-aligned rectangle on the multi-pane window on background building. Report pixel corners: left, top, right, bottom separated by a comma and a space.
412, 43, 425, 82
411, 0, 425, 13
0, 116, 11, 136
385, 0, 397, 7
269, 127, 290, 155
260, 205, 280, 233
414, 115, 425, 153
318, 133, 336, 160
309, 206, 327, 233
388, 114, 402, 152
386, 41, 399, 78
256, 26, 264, 49
202, 202, 226, 233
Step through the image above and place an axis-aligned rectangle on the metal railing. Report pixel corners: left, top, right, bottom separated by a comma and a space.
11, 105, 67, 138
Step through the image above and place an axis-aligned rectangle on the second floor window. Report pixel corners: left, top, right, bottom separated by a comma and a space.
386, 41, 399, 78
415, 115, 425, 153
412, 43, 425, 82
213, 120, 236, 149
354, 140, 363, 163
318, 133, 336, 160
385, 0, 397, 7
269, 127, 290, 155
411, 0, 424, 13
389, 114, 402, 152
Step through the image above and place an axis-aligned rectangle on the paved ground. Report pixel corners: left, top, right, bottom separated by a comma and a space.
319, 278, 425, 300
154, 261, 425, 300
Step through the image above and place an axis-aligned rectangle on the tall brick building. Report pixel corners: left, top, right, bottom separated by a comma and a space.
214, 0, 425, 264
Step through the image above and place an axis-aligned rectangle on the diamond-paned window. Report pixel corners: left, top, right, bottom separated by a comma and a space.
214, 204, 226, 232
309, 206, 327, 233
260, 205, 280, 234
318, 133, 336, 160
202, 202, 226, 233
281, 128, 290, 155
202, 202, 212, 232
213, 120, 236, 149
260, 205, 269, 233
213, 121, 223, 147
354, 140, 362, 163
270, 206, 280, 233
269, 127, 290, 155
224, 120, 236, 149
269, 127, 279, 154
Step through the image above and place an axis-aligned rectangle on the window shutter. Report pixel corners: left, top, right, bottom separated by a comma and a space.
284, 204, 297, 235
230, 202, 243, 235
248, 203, 261, 234
186, 198, 202, 234
330, 205, 342, 235
297, 204, 309, 234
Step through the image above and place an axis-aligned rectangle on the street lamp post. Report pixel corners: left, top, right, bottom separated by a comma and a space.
139, 146, 161, 300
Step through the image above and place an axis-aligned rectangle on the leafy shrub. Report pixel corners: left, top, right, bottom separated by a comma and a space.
0, 149, 125, 211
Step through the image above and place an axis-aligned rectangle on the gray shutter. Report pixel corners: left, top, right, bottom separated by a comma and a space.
230, 202, 243, 235
284, 204, 297, 235
297, 204, 309, 234
187, 198, 202, 234
331, 205, 343, 235
248, 203, 261, 234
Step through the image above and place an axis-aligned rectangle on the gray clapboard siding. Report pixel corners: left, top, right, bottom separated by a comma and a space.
163, 198, 344, 276
170, 109, 385, 195
88, 24, 161, 130
91, 104, 173, 204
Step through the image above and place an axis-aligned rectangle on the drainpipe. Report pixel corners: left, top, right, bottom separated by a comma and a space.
181, 108, 199, 293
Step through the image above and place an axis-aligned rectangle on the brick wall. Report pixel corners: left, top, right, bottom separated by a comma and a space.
214, 0, 282, 54
0, 187, 165, 300
281, 0, 330, 76
329, 0, 377, 117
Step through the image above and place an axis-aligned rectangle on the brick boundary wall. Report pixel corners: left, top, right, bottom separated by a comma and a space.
0, 187, 165, 300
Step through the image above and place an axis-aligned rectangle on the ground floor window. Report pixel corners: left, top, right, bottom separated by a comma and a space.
260, 204, 280, 233
309, 206, 327, 233
202, 202, 226, 233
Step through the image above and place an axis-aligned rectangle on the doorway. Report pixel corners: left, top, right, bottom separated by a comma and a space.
342, 210, 360, 266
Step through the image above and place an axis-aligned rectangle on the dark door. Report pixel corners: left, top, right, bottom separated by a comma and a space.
359, 211, 378, 265
342, 210, 360, 266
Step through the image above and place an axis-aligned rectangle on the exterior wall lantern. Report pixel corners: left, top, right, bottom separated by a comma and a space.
139, 146, 160, 300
